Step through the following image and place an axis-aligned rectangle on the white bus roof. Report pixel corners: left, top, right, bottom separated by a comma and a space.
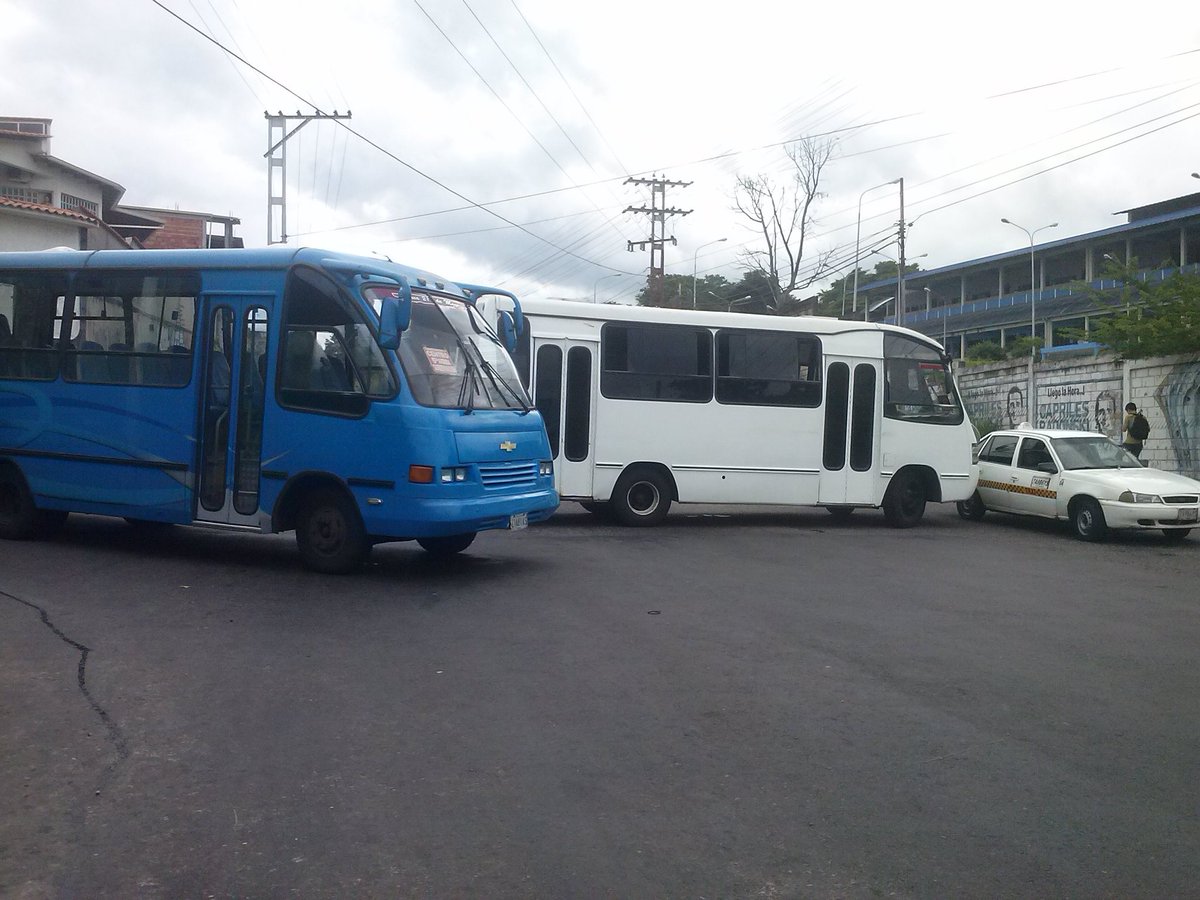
517, 297, 940, 343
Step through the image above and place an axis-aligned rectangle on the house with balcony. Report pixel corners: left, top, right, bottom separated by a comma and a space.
856, 192, 1200, 358
0, 116, 241, 252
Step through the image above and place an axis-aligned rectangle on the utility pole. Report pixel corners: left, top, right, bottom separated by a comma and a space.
265, 109, 352, 245
624, 175, 691, 306
896, 177, 906, 327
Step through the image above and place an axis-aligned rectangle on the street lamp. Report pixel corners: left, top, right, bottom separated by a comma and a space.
1002, 217, 1058, 428
692, 238, 728, 309
593, 272, 621, 303
1000, 218, 1058, 351
727, 294, 753, 312
853, 178, 902, 315
862, 250, 926, 322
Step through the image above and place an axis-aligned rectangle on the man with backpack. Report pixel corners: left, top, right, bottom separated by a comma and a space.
1122, 402, 1150, 458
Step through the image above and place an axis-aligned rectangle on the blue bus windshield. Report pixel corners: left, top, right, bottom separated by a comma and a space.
376, 289, 529, 411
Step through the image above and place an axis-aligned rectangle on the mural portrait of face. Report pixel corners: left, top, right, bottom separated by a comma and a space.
1006, 385, 1025, 427
1094, 390, 1118, 439
1156, 362, 1200, 479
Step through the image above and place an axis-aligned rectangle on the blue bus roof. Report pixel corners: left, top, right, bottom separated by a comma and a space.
0, 246, 482, 300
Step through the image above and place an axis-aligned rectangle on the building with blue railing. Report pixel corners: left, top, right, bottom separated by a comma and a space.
856, 192, 1200, 357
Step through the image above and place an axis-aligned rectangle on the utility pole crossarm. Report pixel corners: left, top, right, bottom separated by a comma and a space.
623, 175, 693, 306
265, 110, 353, 246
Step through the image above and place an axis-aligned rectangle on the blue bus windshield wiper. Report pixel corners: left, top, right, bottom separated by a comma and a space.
474, 350, 531, 414
454, 336, 479, 414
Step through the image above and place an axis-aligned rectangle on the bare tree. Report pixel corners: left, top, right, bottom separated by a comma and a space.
733, 137, 836, 312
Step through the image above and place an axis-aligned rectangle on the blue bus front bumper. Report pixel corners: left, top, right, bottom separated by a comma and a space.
356, 486, 559, 539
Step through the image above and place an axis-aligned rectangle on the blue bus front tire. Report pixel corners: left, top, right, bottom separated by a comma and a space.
296, 488, 370, 574
417, 533, 477, 556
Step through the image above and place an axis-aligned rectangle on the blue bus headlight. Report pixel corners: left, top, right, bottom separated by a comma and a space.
539, 460, 553, 477
440, 466, 469, 483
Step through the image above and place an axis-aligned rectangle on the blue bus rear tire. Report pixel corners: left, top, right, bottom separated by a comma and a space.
0, 467, 66, 540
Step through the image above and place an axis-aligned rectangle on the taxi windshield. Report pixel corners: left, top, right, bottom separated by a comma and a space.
363, 286, 528, 411
1050, 436, 1143, 470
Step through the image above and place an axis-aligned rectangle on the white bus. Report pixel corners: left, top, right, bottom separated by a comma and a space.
469, 296, 977, 527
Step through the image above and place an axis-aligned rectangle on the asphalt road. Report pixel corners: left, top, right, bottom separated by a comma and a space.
2, 503, 1198, 898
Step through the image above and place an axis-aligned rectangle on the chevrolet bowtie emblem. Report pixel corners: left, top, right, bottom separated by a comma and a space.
500, 440, 517, 452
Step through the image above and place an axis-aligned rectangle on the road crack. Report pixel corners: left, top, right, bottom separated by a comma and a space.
2, 588, 131, 783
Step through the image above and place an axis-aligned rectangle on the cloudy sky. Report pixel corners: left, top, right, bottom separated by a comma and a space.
4, 0, 1200, 304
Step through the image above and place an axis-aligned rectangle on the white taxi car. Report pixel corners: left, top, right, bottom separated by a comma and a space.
957, 425, 1200, 542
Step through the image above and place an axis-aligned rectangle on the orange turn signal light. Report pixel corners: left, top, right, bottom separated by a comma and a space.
408, 465, 435, 484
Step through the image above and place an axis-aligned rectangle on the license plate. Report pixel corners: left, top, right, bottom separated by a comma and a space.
1179, 508, 1199, 523
509, 512, 528, 531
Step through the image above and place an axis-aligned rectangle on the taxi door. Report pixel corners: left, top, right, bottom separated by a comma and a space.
975, 433, 1019, 512
1008, 436, 1059, 518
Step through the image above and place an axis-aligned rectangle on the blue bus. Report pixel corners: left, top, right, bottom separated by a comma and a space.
0, 247, 558, 572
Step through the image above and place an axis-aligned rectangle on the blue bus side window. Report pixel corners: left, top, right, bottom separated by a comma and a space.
0, 270, 69, 380
66, 271, 198, 387
278, 266, 395, 417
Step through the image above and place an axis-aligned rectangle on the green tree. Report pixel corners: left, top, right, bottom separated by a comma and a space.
1077, 263, 1200, 358
815, 260, 923, 318
636, 273, 734, 309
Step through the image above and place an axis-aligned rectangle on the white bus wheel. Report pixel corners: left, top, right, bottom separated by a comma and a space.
611, 469, 671, 527
883, 470, 927, 528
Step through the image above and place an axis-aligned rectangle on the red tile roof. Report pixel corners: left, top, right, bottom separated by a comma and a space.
0, 196, 96, 222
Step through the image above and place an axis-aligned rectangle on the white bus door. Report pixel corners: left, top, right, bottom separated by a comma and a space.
818, 357, 881, 505
195, 299, 270, 527
532, 339, 597, 500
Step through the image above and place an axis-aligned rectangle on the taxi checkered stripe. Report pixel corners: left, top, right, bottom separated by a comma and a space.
978, 478, 1057, 499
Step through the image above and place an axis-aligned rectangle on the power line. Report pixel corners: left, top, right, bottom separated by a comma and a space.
508, 0, 631, 176
150, 0, 639, 273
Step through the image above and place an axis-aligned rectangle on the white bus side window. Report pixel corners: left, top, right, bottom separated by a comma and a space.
600, 322, 711, 403
715, 329, 821, 407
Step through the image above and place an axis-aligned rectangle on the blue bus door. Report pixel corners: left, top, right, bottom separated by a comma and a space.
195, 299, 270, 527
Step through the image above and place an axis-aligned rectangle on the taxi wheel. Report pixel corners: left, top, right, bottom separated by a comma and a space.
1071, 497, 1108, 542
1162, 529, 1191, 544
417, 533, 477, 556
956, 491, 987, 521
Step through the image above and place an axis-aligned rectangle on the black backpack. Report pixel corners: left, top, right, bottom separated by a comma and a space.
1129, 412, 1150, 441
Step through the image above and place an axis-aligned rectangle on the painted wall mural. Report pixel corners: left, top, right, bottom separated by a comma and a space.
963, 377, 1029, 432
1155, 360, 1200, 479
1036, 382, 1120, 437
957, 354, 1200, 478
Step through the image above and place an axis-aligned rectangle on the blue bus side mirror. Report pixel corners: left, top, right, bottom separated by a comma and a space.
379, 279, 412, 351
498, 310, 518, 353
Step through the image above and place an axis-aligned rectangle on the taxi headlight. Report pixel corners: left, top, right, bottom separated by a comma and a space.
1118, 490, 1161, 504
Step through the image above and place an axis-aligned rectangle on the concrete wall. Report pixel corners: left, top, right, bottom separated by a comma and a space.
0, 214, 80, 251
956, 350, 1200, 479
